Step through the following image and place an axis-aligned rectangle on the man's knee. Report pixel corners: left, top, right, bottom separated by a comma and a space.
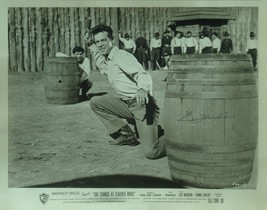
90, 96, 105, 110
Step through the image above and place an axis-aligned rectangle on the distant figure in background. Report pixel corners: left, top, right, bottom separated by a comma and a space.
162, 52, 171, 70
150, 32, 162, 70
184, 31, 198, 54
212, 32, 221, 54
247, 32, 258, 70
171, 31, 184, 55
161, 30, 172, 56
119, 32, 136, 54
135, 32, 149, 70
220, 31, 233, 54
72, 46, 93, 101
199, 31, 212, 54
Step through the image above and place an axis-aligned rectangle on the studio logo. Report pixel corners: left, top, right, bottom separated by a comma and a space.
39, 193, 49, 205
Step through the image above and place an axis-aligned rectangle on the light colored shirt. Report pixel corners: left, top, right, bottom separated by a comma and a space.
185, 37, 198, 52
212, 37, 221, 52
171, 37, 185, 54
119, 36, 136, 52
247, 39, 258, 51
150, 38, 161, 50
89, 45, 152, 100
199, 37, 212, 53
79, 57, 91, 76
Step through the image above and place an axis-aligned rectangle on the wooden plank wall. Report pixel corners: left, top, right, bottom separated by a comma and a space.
8, 7, 258, 72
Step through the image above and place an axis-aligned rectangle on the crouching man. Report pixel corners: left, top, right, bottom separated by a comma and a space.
88, 25, 166, 160
72, 46, 93, 101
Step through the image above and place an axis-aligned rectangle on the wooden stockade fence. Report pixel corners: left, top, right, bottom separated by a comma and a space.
8, 7, 258, 72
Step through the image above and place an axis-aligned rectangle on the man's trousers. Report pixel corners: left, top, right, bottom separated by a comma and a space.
90, 95, 166, 159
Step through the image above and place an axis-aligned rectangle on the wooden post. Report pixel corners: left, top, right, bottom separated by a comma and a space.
48, 8, 54, 57
30, 8, 37, 72
70, 8, 75, 52
8, 8, 17, 72
54, 8, 60, 54
111, 7, 119, 47
36, 8, 43, 72
59, 8, 65, 54
16, 8, 24, 72
23, 8, 30, 72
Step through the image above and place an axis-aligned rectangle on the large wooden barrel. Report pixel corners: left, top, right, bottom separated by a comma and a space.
44, 57, 80, 104
164, 54, 258, 188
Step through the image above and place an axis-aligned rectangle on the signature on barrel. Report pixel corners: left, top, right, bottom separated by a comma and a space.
177, 110, 235, 123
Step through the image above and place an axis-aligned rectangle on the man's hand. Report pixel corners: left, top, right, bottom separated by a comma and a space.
135, 89, 149, 105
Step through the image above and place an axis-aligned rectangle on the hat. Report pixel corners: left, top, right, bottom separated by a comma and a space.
164, 30, 170, 34
250, 32, 255, 37
223, 31, 230, 36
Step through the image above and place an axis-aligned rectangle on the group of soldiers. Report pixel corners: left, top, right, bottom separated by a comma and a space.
118, 29, 258, 71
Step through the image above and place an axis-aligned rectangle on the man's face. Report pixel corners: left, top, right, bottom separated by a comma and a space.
137, 33, 141, 38
250, 36, 255, 40
74, 52, 84, 63
94, 31, 113, 56
187, 33, 192, 38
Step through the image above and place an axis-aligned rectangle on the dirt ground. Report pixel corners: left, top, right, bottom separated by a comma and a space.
8, 70, 258, 189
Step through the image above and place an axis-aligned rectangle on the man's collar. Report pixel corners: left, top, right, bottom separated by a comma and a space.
107, 46, 119, 60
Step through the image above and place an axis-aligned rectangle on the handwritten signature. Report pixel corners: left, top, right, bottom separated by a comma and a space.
177, 110, 235, 123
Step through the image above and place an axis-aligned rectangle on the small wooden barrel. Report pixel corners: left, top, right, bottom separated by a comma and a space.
44, 57, 80, 104
164, 54, 258, 188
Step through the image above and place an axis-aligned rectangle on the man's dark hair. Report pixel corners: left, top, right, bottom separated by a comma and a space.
175, 30, 182, 36
91, 24, 114, 40
72, 46, 85, 54
212, 32, 218, 37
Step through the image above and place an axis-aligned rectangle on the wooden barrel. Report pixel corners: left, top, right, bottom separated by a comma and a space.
44, 57, 80, 104
164, 54, 258, 188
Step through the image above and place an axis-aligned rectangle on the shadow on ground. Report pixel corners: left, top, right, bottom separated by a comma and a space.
26, 174, 185, 188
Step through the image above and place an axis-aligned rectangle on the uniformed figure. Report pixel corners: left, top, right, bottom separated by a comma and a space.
150, 32, 162, 70
161, 30, 172, 56
184, 31, 198, 54
212, 32, 221, 54
119, 32, 136, 54
199, 31, 212, 54
247, 32, 258, 70
171, 31, 184, 55
220, 31, 233, 54
135, 32, 149, 70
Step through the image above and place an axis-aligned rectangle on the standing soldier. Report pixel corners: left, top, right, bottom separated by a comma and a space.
212, 32, 221, 54
161, 30, 172, 56
150, 32, 162, 70
184, 31, 198, 54
171, 31, 184, 55
247, 32, 258, 70
220, 31, 233, 54
135, 32, 149, 70
119, 32, 136, 54
199, 31, 212, 54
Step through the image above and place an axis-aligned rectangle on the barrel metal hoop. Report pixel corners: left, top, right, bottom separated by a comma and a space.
165, 91, 258, 99
165, 140, 257, 153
